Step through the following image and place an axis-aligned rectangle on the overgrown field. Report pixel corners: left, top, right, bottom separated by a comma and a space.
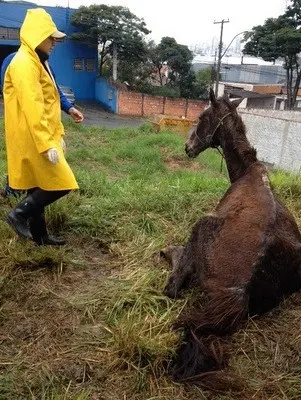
0, 119, 301, 400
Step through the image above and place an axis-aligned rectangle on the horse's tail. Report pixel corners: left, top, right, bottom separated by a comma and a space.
172, 287, 248, 392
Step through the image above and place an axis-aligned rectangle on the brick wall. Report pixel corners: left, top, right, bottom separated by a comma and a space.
164, 98, 187, 117
186, 100, 207, 120
118, 91, 143, 116
117, 90, 206, 120
142, 94, 165, 116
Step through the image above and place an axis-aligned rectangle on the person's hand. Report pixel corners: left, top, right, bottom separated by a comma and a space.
69, 107, 84, 123
61, 138, 66, 152
47, 148, 59, 164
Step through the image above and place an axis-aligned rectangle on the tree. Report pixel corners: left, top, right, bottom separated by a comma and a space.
156, 37, 193, 84
71, 4, 150, 76
194, 67, 213, 100
243, 0, 301, 109
147, 37, 197, 98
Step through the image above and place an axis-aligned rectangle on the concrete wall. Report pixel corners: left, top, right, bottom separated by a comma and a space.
240, 109, 301, 173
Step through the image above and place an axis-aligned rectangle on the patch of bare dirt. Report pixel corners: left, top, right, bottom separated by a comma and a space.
164, 155, 203, 171
0, 234, 117, 397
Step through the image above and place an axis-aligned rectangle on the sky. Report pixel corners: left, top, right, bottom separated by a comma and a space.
30, 0, 287, 46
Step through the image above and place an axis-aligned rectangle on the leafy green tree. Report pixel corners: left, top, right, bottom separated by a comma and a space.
156, 37, 193, 84
122, 37, 199, 98
194, 67, 213, 100
286, 0, 301, 24
71, 4, 150, 76
71, 6, 202, 99
243, 0, 301, 109
147, 37, 197, 98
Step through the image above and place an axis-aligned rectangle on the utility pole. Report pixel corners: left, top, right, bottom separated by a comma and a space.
214, 19, 229, 96
65, 0, 70, 32
211, 48, 217, 87
112, 42, 118, 82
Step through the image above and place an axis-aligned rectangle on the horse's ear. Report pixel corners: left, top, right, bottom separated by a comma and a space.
209, 88, 218, 107
231, 97, 244, 108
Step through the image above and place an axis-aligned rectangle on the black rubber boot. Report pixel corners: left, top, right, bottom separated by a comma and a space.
6, 195, 37, 239
29, 211, 66, 246
40, 235, 66, 246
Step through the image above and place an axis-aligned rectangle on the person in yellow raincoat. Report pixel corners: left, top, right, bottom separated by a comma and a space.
3, 8, 83, 246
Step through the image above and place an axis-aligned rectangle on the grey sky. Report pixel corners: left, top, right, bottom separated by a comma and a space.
32, 0, 287, 46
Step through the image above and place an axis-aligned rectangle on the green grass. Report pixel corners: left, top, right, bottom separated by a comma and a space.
1, 118, 301, 399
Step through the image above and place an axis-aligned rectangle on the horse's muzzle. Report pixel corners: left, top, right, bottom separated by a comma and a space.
185, 144, 198, 158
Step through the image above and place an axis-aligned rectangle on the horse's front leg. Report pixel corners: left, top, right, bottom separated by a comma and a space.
162, 215, 224, 299
162, 244, 194, 299
160, 245, 185, 269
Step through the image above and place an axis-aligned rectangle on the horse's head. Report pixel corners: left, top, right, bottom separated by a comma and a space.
185, 88, 243, 158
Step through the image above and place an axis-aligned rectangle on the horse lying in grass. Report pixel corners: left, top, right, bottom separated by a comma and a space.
162, 89, 301, 389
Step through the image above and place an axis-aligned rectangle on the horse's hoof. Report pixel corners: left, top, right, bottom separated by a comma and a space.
160, 246, 175, 260
160, 249, 168, 259
160, 245, 183, 263
164, 284, 179, 299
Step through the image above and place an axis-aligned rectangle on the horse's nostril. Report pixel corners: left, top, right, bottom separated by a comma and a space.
185, 145, 191, 155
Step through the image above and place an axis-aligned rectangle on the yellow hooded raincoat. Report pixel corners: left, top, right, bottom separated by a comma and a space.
3, 8, 79, 191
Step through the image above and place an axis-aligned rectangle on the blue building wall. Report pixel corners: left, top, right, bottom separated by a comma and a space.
95, 77, 117, 113
0, 1, 98, 100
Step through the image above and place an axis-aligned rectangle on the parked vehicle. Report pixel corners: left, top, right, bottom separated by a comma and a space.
60, 85, 75, 104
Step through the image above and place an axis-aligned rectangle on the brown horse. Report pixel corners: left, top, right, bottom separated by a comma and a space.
162, 89, 301, 389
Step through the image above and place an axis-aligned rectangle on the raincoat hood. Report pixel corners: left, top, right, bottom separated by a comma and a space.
20, 8, 64, 50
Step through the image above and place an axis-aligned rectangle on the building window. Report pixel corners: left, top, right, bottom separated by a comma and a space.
0, 27, 20, 40
74, 58, 84, 71
86, 59, 95, 72
0, 28, 7, 39
8, 28, 20, 40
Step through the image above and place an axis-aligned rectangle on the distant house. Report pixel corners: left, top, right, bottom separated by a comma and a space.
150, 63, 170, 86
218, 82, 301, 110
218, 82, 277, 110
0, 0, 98, 100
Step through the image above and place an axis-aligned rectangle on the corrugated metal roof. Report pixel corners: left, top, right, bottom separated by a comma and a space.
228, 88, 274, 99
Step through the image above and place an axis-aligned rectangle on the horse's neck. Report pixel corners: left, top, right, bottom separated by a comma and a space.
221, 120, 257, 183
